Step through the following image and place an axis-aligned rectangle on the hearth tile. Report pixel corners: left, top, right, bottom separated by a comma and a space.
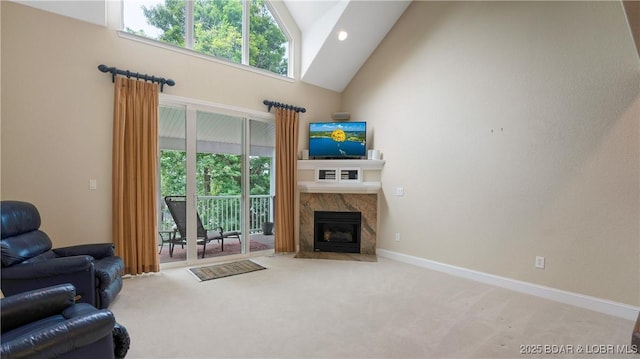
294, 251, 377, 262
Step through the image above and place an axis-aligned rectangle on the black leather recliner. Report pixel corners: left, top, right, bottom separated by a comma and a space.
1, 201, 124, 309
1, 283, 130, 359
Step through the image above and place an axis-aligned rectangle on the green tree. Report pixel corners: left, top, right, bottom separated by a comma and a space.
135, 0, 287, 74
160, 151, 271, 197
249, 0, 287, 74
249, 156, 271, 195
160, 150, 186, 195
193, 0, 242, 61
196, 153, 242, 195
143, 0, 186, 47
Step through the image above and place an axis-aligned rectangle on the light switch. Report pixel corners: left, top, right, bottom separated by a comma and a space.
89, 179, 97, 190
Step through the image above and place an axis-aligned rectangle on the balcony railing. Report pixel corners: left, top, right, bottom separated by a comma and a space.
160, 195, 274, 234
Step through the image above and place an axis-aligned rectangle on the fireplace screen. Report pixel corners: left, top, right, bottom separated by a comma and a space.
314, 211, 361, 253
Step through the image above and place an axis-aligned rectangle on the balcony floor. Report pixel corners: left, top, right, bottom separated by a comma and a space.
158, 233, 274, 263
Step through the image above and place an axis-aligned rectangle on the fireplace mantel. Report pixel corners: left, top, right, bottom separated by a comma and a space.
297, 159, 385, 170
297, 159, 385, 194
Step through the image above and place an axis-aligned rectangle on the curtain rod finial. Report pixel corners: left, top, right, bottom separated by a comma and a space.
263, 99, 273, 112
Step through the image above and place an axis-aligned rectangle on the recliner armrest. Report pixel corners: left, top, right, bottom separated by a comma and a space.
54, 243, 116, 259
1, 256, 94, 279
1, 284, 76, 332
1, 308, 116, 359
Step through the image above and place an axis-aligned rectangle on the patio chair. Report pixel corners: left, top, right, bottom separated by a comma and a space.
164, 196, 241, 258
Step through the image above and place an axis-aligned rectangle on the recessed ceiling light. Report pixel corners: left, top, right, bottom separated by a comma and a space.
338, 31, 348, 41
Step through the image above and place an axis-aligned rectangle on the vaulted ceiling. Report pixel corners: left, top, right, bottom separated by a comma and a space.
13, 0, 638, 94
14, 0, 410, 93
283, 0, 411, 92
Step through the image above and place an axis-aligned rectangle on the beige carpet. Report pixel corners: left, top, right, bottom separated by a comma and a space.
110, 254, 636, 358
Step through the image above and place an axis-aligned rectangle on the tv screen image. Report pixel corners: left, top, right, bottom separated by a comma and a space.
309, 121, 366, 158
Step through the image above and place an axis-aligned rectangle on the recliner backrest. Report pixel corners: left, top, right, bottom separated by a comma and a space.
1, 201, 53, 266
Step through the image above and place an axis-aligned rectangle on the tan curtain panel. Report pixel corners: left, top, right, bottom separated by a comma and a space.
274, 107, 299, 252
112, 77, 160, 275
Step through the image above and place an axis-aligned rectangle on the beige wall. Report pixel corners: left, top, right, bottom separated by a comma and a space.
1, 2, 340, 247
3, 1, 639, 307
343, 1, 640, 306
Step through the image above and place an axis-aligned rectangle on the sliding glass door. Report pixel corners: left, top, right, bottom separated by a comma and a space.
158, 98, 275, 266
195, 110, 244, 260
158, 105, 187, 265
249, 119, 276, 254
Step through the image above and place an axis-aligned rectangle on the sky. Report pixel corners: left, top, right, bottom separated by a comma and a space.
122, 0, 163, 38
310, 122, 366, 133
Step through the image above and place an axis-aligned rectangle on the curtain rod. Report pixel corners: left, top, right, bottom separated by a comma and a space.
263, 99, 306, 113
98, 64, 175, 92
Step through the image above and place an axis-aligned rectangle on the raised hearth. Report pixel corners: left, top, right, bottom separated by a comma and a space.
294, 251, 377, 262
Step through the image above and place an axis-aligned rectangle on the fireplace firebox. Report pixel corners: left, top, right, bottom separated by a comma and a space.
314, 211, 361, 253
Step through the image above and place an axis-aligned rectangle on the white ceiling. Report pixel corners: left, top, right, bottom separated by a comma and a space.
15, 0, 410, 93
283, 0, 411, 92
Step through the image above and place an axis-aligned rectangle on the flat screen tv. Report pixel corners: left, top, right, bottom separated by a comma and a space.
309, 121, 366, 159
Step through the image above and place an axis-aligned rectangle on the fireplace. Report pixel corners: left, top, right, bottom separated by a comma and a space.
298, 159, 384, 257
299, 193, 376, 255
314, 211, 361, 253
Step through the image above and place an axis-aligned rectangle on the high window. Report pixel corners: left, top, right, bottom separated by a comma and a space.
123, 0, 290, 76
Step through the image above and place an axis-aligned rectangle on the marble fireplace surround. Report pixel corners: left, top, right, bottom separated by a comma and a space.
297, 159, 384, 258
299, 193, 377, 255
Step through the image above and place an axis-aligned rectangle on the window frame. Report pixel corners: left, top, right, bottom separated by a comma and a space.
119, 0, 293, 79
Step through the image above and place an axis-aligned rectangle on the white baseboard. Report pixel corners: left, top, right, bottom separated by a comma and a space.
377, 249, 639, 321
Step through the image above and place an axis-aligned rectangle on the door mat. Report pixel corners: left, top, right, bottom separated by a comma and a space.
189, 260, 266, 282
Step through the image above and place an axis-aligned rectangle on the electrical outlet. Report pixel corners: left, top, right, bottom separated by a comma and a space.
395, 233, 401, 242
396, 187, 404, 196
535, 256, 545, 269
